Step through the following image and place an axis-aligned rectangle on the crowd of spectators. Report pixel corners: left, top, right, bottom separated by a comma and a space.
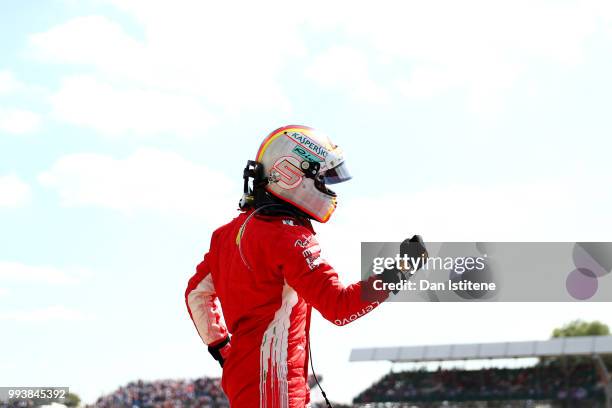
354, 362, 607, 404
88, 374, 322, 407
4, 362, 606, 408
89, 378, 228, 408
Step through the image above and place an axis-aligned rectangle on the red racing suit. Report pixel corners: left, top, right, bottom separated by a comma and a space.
185, 210, 389, 408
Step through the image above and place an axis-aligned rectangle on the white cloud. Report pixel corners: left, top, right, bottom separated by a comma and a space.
25, 0, 612, 125
305, 46, 388, 103
50, 76, 214, 137
0, 72, 46, 130
0, 288, 8, 296
0, 306, 90, 322
0, 174, 31, 207
29, 6, 299, 119
395, 60, 522, 115
0, 70, 25, 94
38, 148, 237, 218
0, 108, 41, 135
29, 15, 144, 72
307, 0, 607, 114
0, 261, 89, 285
395, 66, 460, 100
318, 1, 598, 63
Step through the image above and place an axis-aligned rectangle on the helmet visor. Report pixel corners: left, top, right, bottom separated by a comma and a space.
323, 161, 352, 185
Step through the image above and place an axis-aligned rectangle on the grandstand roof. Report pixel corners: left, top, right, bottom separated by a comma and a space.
349, 335, 612, 363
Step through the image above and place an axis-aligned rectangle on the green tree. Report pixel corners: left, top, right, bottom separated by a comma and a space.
543, 319, 612, 371
64, 392, 81, 407
544, 320, 612, 407
552, 319, 610, 338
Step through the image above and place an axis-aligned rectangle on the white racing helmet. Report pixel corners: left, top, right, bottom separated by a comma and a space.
255, 125, 351, 223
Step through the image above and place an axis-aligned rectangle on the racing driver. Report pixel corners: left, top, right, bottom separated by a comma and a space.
185, 125, 421, 408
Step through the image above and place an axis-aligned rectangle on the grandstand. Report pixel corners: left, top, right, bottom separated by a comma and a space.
81, 374, 325, 408
87, 378, 228, 408
350, 336, 612, 408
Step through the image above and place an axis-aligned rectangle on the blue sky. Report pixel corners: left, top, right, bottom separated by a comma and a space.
1, 0, 612, 404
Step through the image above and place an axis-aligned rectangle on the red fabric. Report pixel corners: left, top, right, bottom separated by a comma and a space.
185, 211, 389, 408
219, 343, 232, 360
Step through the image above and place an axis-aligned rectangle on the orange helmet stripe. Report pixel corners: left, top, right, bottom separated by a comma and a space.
256, 125, 314, 161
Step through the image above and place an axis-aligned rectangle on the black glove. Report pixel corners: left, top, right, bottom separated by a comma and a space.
379, 267, 404, 294
380, 235, 428, 294
400, 234, 428, 271
208, 335, 231, 368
